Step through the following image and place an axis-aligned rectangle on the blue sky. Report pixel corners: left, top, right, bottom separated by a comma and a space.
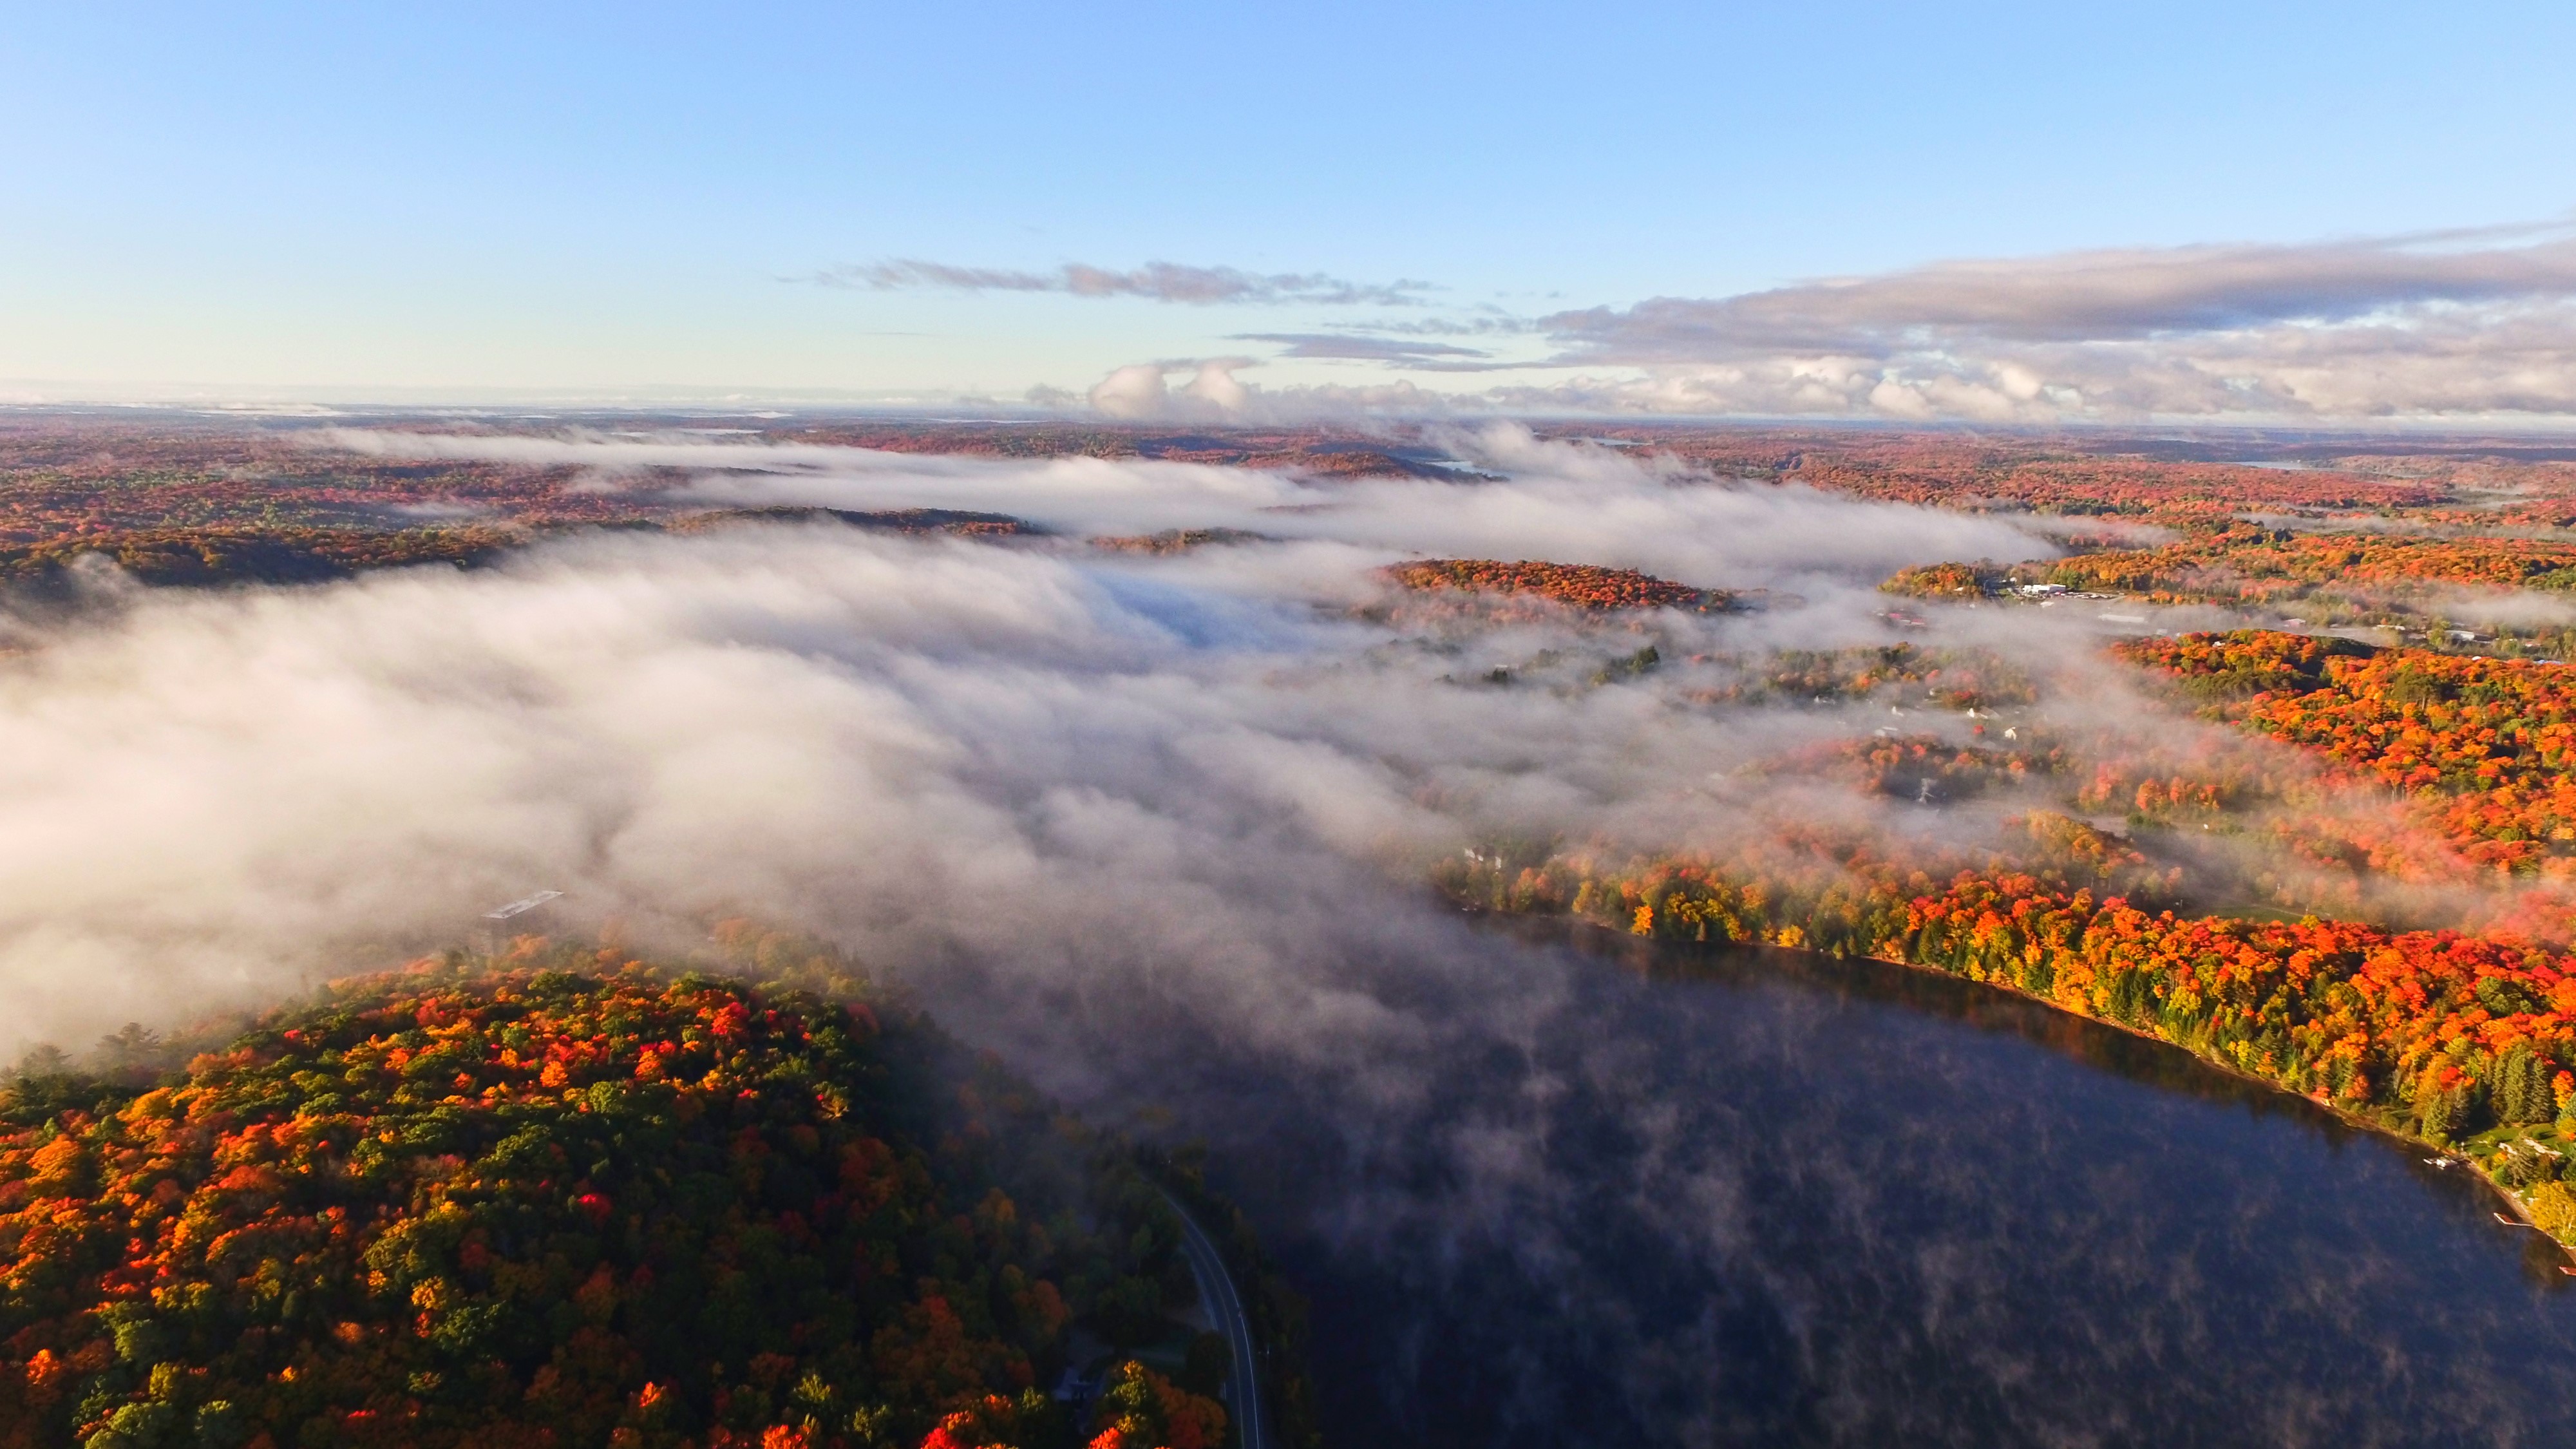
7, 1, 2575, 419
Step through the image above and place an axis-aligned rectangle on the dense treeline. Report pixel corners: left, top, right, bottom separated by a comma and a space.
1622, 431, 2460, 520
1088, 531, 1271, 555
1383, 559, 1730, 612
0, 421, 636, 592
2040, 527, 2576, 603
1440, 826, 2576, 1238
667, 509, 1040, 540
1882, 528, 2576, 632
2123, 631, 2576, 876
0, 423, 641, 542
1688, 643, 2037, 711
0, 420, 1058, 596
1878, 561, 2014, 600
0, 526, 520, 588
0, 511, 1043, 592
1828, 433, 2576, 645
0, 949, 1229, 1449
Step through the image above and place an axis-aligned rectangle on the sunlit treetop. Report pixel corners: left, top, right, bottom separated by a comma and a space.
1384, 558, 1730, 612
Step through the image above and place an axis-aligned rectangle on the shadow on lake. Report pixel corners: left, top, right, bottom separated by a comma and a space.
1567, 916, 2544, 1186
1240, 917, 2576, 1448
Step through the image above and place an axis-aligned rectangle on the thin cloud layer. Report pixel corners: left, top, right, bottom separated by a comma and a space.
1231, 332, 1497, 365
1077, 223, 2576, 424
784, 223, 2576, 424
1546, 234, 2576, 354
813, 258, 1431, 307
1522, 229, 2576, 422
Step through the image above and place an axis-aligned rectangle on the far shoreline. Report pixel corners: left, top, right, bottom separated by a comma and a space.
1468, 902, 2576, 1274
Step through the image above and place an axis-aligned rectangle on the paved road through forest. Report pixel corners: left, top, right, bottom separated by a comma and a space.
1161, 1190, 1270, 1449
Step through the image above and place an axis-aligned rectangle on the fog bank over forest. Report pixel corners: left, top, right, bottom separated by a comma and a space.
15, 426, 2576, 1441
0, 428, 2079, 1048
16, 425, 2515, 1112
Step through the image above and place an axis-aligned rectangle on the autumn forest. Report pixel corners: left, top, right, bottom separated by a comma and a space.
14, 413, 2576, 1444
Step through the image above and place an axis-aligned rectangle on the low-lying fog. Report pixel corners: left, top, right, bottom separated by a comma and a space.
15, 426, 2576, 1443
0, 426, 2075, 1051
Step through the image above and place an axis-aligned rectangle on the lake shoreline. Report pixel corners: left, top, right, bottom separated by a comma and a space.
1472, 903, 2576, 1269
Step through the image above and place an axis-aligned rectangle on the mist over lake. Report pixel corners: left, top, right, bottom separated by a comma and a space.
924, 916, 2576, 1447
17, 6, 2576, 1441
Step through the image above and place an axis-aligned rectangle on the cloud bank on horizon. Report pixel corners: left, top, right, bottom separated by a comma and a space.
1524, 227, 2576, 422
872, 222, 2576, 425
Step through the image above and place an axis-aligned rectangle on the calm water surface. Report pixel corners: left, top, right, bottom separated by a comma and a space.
927, 903, 2576, 1447
1217, 929, 2576, 1447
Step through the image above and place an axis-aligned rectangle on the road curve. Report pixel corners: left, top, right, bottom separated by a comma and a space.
1160, 1189, 1271, 1449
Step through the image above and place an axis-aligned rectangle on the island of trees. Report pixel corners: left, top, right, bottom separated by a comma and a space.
1382, 558, 1737, 613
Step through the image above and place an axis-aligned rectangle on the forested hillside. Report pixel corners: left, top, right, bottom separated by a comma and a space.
0, 949, 1236, 1449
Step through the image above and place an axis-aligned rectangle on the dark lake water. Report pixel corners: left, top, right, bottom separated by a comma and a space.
927, 906, 2576, 1447
1215, 928, 2576, 1448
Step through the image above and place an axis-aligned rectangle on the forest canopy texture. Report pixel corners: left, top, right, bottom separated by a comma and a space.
0, 952, 1230, 1449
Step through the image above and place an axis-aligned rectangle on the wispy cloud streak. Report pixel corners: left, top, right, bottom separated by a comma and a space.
811, 258, 1432, 307
1230, 333, 1498, 365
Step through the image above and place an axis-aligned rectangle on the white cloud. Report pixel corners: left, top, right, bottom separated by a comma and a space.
1156, 223, 2576, 425
1542, 232, 2576, 354
1084, 360, 1255, 421
1512, 229, 2576, 422
1087, 362, 1172, 419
